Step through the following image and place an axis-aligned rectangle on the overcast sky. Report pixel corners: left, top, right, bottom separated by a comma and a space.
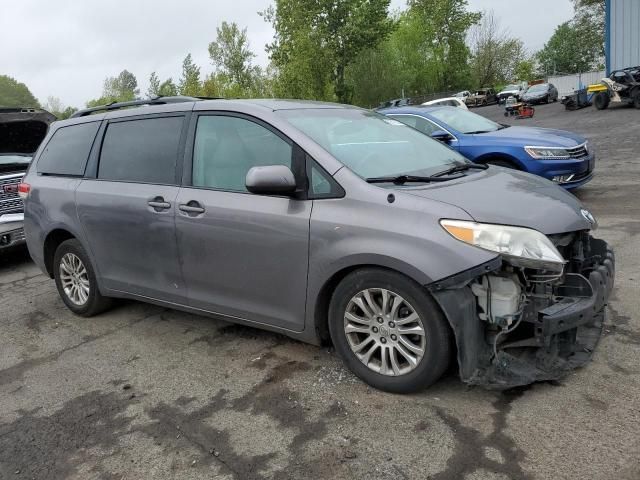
0, 0, 574, 109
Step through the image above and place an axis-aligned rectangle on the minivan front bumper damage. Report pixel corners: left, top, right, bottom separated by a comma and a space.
429, 235, 614, 389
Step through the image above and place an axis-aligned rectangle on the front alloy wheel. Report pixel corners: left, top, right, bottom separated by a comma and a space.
344, 288, 426, 376
329, 268, 452, 393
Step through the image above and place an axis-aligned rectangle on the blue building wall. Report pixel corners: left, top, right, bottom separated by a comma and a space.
606, 0, 640, 74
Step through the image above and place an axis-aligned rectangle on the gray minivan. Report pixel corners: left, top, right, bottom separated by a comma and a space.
21, 97, 614, 392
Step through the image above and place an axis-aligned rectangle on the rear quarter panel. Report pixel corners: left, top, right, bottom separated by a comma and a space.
23, 176, 87, 274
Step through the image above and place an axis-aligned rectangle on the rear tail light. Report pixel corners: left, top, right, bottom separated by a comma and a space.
18, 183, 31, 199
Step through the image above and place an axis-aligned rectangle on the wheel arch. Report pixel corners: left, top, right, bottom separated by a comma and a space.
475, 152, 523, 170
311, 259, 438, 345
43, 228, 77, 278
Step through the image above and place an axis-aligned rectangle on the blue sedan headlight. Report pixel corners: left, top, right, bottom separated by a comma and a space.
524, 146, 571, 159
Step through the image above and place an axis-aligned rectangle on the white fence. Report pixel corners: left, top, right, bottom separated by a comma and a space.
547, 71, 606, 96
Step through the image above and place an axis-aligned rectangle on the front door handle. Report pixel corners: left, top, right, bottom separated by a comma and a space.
148, 197, 171, 210
179, 202, 205, 214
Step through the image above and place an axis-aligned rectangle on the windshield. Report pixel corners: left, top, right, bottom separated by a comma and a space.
427, 107, 501, 134
503, 84, 519, 91
278, 108, 466, 179
527, 84, 547, 93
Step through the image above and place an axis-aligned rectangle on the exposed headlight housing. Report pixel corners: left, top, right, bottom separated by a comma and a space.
440, 219, 566, 272
524, 146, 572, 159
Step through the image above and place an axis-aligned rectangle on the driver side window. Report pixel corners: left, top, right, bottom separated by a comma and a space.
192, 115, 293, 192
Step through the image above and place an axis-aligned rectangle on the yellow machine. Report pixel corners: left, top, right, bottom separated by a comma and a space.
587, 67, 640, 110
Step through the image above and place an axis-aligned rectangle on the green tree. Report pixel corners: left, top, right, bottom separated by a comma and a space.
405, 0, 481, 92
536, 21, 601, 75
208, 22, 257, 90
87, 69, 140, 106
179, 54, 202, 96
573, 0, 605, 56
42, 96, 76, 119
468, 11, 527, 88
147, 72, 161, 97
346, 0, 480, 106
514, 59, 536, 82
263, 0, 394, 103
104, 70, 139, 100
0, 75, 40, 107
158, 78, 178, 97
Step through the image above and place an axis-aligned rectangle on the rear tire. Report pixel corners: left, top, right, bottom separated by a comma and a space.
53, 239, 112, 317
328, 268, 452, 393
594, 92, 610, 110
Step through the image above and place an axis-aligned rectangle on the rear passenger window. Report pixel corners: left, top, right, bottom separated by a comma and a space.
192, 115, 292, 192
98, 116, 183, 184
37, 122, 100, 176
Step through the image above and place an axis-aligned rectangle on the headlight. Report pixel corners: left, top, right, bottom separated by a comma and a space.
440, 219, 565, 271
524, 146, 571, 159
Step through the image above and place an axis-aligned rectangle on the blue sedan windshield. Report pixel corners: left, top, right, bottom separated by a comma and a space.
428, 107, 502, 134
278, 108, 466, 179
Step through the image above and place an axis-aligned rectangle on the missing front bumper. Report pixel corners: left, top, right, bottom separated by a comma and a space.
430, 237, 615, 389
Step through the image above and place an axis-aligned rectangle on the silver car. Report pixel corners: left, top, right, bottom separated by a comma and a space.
21, 98, 614, 392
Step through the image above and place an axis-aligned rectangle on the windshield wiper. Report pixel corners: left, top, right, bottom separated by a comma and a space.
464, 130, 493, 134
366, 174, 462, 185
431, 163, 488, 178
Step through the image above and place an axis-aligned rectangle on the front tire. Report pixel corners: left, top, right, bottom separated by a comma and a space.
328, 268, 452, 393
632, 89, 640, 109
53, 239, 112, 317
594, 92, 610, 110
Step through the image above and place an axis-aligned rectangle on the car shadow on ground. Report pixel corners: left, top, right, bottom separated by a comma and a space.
0, 246, 31, 271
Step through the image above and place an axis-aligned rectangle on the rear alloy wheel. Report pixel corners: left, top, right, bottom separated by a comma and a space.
54, 239, 112, 316
329, 269, 451, 393
60, 253, 90, 306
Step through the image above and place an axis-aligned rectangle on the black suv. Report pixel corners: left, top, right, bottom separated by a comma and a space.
0, 108, 56, 249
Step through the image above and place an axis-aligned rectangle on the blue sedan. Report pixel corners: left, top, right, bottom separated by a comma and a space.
378, 106, 595, 189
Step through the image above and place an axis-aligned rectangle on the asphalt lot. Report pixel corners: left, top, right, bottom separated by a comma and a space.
1, 102, 639, 480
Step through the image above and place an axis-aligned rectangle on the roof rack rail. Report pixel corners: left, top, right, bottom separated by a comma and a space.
70, 95, 207, 118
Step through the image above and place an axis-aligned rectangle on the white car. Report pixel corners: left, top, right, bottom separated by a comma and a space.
421, 97, 468, 110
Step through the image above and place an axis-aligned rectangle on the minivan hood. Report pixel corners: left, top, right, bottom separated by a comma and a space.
0, 109, 56, 156
478, 126, 585, 148
402, 167, 592, 234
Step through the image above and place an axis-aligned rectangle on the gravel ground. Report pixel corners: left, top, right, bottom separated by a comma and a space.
1, 101, 639, 480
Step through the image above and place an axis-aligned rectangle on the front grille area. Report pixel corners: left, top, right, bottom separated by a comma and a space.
566, 144, 588, 158
0, 175, 24, 215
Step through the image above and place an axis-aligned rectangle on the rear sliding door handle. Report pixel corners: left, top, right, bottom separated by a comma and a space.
179, 203, 205, 214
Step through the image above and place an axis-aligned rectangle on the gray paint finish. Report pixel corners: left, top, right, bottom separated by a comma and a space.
610, 0, 640, 72
23, 99, 595, 347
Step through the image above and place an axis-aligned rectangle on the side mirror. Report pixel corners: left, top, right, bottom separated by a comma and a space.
246, 165, 297, 195
431, 130, 453, 142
